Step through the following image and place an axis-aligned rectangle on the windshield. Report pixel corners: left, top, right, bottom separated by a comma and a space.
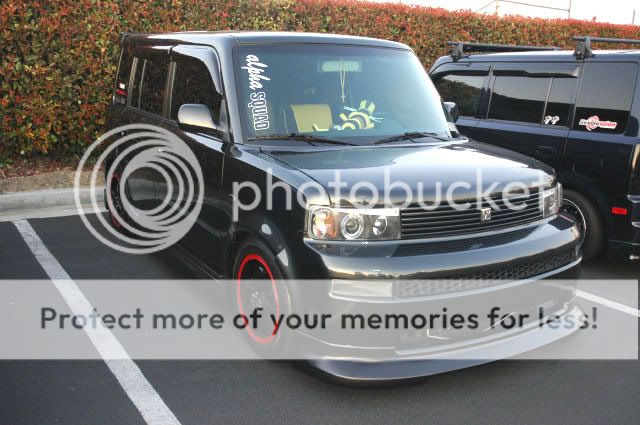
235, 44, 452, 144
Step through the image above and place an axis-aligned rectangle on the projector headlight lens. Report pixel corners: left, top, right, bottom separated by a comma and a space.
340, 213, 365, 240
308, 206, 401, 241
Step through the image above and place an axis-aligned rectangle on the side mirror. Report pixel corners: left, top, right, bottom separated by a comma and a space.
444, 101, 460, 123
177, 104, 218, 132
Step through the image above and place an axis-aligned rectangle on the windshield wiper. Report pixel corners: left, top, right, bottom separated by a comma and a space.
373, 132, 452, 145
247, 133, 355, 146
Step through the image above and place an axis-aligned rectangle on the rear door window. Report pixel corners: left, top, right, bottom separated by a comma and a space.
574, 62, 638, 133
488, 76, 550, 124
139, 55, 170, 115
543, 77, 577, 127
114, 45, 134, 105
433, 73, 486, 117
130, 58, 144, 109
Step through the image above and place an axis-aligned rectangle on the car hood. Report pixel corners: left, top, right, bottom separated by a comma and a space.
261, 141, 556, 205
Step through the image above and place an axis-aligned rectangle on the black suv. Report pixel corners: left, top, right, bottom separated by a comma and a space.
104, 31, 581, 380
430, 37, 640, 261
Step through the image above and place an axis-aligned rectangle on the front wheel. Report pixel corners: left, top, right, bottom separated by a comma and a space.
105, 168, 130, 232
232, 239, 293, 357
561, 189, 604, 261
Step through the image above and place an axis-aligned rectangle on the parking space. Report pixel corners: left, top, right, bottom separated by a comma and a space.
0, 361, 146, 425
0, 221, 48, 279
27, 215, 198, 280
0, 213, 638, 425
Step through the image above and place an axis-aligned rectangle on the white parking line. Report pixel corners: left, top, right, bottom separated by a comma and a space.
577, 289, 640, 318
12, 219, 182, 425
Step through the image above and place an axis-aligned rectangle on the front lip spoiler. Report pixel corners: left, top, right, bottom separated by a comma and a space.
306, 304, 585, 383
328, 257, 582, 303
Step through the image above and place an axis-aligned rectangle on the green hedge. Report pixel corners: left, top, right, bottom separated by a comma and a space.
2, 0, 640, 161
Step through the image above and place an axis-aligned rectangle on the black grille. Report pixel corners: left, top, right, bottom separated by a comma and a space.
401, 191, 544, 239
394, 248, 577, 298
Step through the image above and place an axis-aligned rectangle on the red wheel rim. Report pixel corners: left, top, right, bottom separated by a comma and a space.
236, 254, 281, 344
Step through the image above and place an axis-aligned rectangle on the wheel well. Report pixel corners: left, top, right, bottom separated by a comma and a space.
225, 230, 259, 278
561, 184, 604, 220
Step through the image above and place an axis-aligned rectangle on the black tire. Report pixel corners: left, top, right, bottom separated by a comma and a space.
105, 167, 130, 233
561, 189, 604, 261
105, 163, 145, 239
232, 238, 294, 357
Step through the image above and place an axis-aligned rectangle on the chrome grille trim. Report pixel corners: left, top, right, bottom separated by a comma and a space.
401, 191, 543, 239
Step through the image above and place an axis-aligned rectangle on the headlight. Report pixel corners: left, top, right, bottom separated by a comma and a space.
307, 206, 401, 241
541, 184, 562, 218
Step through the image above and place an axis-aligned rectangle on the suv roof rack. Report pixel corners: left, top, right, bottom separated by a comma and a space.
447, 41, 559, 62
573, 36, 640, 59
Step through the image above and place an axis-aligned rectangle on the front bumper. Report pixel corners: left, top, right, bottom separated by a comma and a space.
286, 214, 582, 380
608, 240, 640, 260
607, 195, 640, 260
307, 303, 584, 382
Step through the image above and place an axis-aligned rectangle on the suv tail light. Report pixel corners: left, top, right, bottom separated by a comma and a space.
630, 144, 640, 195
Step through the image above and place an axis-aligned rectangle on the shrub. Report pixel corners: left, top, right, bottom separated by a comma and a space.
1, 0, 639, 160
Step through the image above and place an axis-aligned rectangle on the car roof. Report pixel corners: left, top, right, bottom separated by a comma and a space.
122, 31, 410, 50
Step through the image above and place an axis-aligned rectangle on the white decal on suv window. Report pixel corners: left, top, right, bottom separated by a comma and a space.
242, 54, 271, 131
544, 115, 560, 125
242, 54, 271, 89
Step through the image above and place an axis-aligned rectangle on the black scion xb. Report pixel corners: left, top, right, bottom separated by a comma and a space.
105, 32, 582, 381
431, 38, 640, 262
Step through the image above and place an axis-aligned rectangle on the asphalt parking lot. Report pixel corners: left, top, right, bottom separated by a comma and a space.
0, 213, 638, 425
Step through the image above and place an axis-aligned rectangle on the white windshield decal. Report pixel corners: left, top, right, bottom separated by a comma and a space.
242, 54, 271, 131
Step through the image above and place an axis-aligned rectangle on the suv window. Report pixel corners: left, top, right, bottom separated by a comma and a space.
130, 58, 144, 109
115, 45, 134, 105
433, 73, 486, 117
170, 56, 222, 121
489, 76, 550, 124
139, 55, 169, 115
543, 77, 577, 127
574, 62, 638, 133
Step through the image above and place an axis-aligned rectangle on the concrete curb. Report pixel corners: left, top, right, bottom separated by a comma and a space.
0, 187, 105, 213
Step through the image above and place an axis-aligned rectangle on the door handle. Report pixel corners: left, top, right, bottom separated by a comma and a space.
535, 146, 558, 158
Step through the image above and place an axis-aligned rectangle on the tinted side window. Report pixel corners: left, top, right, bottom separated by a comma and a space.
170, 57, 222, 121
544, 77, 577, 127
574, 62, 638, 133
139, 55, 169, 115
433, 73, 486, 117
130, 58, 144, 108
489, 76, 550, 124
114, 45, 134, 105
